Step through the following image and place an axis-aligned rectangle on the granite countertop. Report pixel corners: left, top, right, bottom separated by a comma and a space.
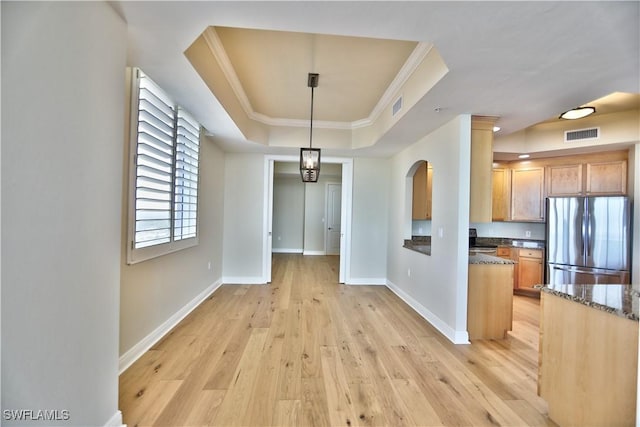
539, 283, 640, 321
469, 253, 516, 265
476, 237, 545, 249
403, 237, 431, 255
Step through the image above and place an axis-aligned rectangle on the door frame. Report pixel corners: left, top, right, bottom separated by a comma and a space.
263, 155, 353, 284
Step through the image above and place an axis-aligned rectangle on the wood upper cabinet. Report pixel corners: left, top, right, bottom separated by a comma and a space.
412, 161, 432, 220
492, 168, 510, 221
586, 160, 627, 195
546, 164, 583, 196
547, 158, 627, 197
511, 167, 545, 222
470, 116, 497, 223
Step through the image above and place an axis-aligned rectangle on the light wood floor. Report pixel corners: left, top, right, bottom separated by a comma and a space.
120, 254, 554, 426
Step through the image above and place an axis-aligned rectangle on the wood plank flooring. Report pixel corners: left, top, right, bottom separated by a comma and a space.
120, 254, 554, 426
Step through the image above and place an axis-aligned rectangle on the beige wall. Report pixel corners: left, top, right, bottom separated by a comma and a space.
119, 133, 225, 357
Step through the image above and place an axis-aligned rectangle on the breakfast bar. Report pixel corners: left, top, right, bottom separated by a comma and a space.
538, 284, 639, 426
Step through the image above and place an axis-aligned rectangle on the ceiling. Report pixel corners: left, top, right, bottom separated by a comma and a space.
111, 1, 640, 157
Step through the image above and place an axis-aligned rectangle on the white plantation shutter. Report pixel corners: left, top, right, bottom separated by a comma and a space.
174, 109, 200, 241
128, 69, 201, 263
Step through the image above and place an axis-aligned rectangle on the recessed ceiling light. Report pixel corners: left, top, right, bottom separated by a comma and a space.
518, 154, 530, 159
559, 106, 596, 120
493, 126, 501, 132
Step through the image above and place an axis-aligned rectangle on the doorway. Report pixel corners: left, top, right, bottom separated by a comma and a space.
263, 155, 353, 284
325, 183, 342, 255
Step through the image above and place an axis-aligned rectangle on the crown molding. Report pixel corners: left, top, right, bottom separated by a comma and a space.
203, 27, 432, 132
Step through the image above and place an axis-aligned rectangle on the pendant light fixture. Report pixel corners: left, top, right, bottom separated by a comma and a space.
300, 72, 320, 183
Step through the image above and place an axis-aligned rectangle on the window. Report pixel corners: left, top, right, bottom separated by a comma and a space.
127, 69, 201, 264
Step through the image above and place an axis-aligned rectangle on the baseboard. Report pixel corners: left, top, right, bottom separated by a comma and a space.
272, 248, 303, 253
221, 276, 267, 285
104, 410, 124, 427
119, 279, 222, 375
346, 277, 386, 285
385, 280, 469, 344
302, 250, 326, 255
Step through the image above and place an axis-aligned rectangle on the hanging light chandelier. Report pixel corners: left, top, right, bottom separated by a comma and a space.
300, 73, 320, 183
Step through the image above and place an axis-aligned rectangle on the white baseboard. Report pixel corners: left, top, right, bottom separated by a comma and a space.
221, 276, 267, 285
302, 250, 326, 255
272, 248, 303, 253
104, 410, 124, 427
346, 277, 387, 285
119, 279, 222, 374
385, 280, 469, 344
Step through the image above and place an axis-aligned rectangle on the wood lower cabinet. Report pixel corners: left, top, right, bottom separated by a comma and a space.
510, 168, 544, 222
516, 248, 543, 296
539, 293, 638, 426
468, 263, 514, 340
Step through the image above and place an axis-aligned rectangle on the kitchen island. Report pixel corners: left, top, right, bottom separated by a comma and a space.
467, 254, 516, 340
538, 283, 639, 427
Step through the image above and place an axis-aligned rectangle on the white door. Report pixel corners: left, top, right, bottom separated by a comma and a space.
326, 183, 342, 255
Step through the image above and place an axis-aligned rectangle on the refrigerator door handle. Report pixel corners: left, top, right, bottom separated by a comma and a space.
551, 265, 622, 277
585, 204, 592, 257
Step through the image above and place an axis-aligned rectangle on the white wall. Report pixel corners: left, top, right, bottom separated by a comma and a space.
222, 153, 266, 283
387, 115, 471, 343
2, 2, 125, 425
633, 144, 640, 285
272, 175, 304, 252
350, 158, 389, 283
119, 135, 225, 360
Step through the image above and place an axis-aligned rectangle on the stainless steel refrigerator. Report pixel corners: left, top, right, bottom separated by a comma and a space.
546, 196, 631, 284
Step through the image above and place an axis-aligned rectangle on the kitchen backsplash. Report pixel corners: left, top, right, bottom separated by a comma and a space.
412, 220, 546, 240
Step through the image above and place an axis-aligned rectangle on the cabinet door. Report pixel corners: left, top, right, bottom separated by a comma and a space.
412, 161, 429, 220
517, 249, 543, 290
469, 117, 495, 223
492, 168, 510, 221
547, 164, 582, 196
425, 165, 433, 219
511, 168, 545, 221
586, 160, 627, 195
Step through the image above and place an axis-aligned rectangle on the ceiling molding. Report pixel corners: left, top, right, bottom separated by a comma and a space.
202, 26, 432, 131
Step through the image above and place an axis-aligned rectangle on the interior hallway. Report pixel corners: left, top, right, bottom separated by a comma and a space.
119, 254, 553, 426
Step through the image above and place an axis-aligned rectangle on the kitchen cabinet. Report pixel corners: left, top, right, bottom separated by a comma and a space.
468, 263, 514, 340
546, 159, 627, 197
469, 116, 497, 223
510, 167, 545, 222
546, 164, 582, 196
539, 292, 638, 426
586, 159, 627, 195
492, 168, 510, 221
516, 248, 543, 296
412, 161, 432, 220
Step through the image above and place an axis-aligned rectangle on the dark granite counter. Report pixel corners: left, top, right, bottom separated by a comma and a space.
403, 236, 431, 255
476, 237, 545, 249
539, 283, 639, 321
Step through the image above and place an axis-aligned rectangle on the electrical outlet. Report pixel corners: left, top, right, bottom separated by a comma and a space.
407, 268, 411, 277
207, 262, 211, 270
525, 230, 531, 238
418, 227, 423, 234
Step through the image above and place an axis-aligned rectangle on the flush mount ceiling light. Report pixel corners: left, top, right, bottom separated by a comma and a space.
300, 73, 321, 183
559, 106, 596, 120
518, 154, 530, 159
